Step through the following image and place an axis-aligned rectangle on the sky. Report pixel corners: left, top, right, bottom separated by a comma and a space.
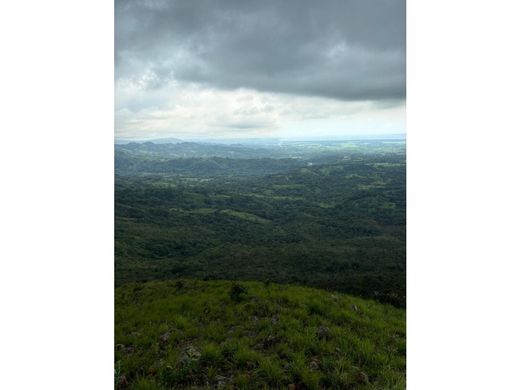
115, 0, 405, 140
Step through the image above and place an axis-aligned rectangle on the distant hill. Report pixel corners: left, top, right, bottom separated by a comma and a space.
115, 144, 406, 307
115, 137, 184, 145
115, 279, 405, 389
147, 137, 185, 144
115, 141, 280, 160
115, 155, 305, 176
114, 140, 406, 176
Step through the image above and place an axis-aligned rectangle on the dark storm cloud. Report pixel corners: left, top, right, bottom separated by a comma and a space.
115, 0, 405, 102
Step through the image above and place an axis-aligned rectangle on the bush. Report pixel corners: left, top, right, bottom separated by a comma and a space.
229, 283, 247, 302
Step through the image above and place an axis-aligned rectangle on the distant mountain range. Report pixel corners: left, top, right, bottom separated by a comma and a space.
114, 134, 406, 145
115, 137, 184, 145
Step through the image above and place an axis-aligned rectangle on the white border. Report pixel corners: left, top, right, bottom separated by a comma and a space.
0, 1, 114, 389
408, 1, 520, 388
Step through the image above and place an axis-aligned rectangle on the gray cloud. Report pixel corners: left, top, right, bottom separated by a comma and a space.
116, 0, 405, 102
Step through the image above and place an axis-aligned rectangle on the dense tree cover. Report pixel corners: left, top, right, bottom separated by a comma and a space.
115, 141, 406, 307
115, 280, 405, 389
116, 140, 404, 162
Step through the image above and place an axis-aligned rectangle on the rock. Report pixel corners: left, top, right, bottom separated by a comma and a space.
309, 357, 320, 371
118, 374, 128, 389
116, 343, 135, 354
356, 371, 370, 384
316, 325, 331, 340
215, 375, 229, 387
262, 334, 280, 348
159, 332, 171, 344
185, 345, 201, 360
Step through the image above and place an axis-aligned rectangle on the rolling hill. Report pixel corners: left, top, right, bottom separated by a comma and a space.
115, 280, 405, 389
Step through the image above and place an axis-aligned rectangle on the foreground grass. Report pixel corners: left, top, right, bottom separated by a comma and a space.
115, 280, 405, 389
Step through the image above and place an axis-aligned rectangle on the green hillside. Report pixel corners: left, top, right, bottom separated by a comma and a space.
115, 145, 406, 307
115, 280, 405, 389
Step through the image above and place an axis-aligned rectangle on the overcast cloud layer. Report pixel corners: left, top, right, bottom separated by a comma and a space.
115, 0, 405, 140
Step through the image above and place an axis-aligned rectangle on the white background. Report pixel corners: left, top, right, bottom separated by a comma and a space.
1, 1, 519, 388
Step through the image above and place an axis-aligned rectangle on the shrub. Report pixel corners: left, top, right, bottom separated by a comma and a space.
229, 283, 247, 302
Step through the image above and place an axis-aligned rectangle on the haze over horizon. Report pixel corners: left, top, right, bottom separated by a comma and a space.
115, 133, 406, 145
116, 0, 405, 140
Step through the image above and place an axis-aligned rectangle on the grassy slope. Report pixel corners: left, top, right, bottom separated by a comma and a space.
115, 280, 405, 389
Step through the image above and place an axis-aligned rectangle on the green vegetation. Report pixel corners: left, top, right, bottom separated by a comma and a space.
115, 139, 406, 388
115, 280, 405, 389
115, 140, 406, 307
219, 209, 271, 225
